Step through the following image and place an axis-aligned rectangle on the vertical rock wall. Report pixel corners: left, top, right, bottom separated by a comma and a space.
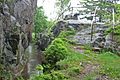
0, 0, 37, 79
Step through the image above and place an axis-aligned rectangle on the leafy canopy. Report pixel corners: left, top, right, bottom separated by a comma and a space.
34, 7, 54, 33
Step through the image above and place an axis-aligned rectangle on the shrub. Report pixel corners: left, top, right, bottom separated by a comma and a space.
51, 71, 68, 80
58, 30, 75, 38
30, 74, 51, 80
45, 38, 68, 65
30, 71, 67, 80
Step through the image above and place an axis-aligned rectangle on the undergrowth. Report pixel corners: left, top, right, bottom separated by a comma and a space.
30, 29, 120, 80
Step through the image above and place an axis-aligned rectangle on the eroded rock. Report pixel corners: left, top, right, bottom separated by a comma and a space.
0, 0, 37, 79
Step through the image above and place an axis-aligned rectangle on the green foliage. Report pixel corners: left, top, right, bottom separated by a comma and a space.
114, 4, 120, 21
56, 46, 88, 78
36, 64, 44, 71
45, 38, 68, 65
96, 52, 120, 79
84, 44, 92, 50
0, 64, 13, 80
113, 26, 120, 35
58, 30, 75, 38
58, 29, 76, 45
57, 51, 87, 69
30, 71, 67, 80
32, 32, 36, 42
105, 27, 112, 35
30, 74, 52, 80
67, 67, 80, 76
82, 73, 97, 80
34, 7, 54, 33
17, 77, 25, 80
34, 7, 47, 33
50, 71, 68, 80
84, 50, 91, 54
106, 26, 120, 35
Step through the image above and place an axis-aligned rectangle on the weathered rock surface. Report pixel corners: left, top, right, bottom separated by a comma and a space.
0, 0, 37, 79
36, 21, 68, 52
73, 24, 109, 51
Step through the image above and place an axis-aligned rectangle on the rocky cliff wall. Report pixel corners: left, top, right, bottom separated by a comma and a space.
0, 0, 37, 79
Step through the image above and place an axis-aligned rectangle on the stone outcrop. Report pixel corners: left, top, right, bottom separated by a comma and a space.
0, 0, 37, 79
36, 21, 67, 53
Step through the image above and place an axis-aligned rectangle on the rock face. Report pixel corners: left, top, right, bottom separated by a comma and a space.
36, 21, 67, 52
92, 25, 107, 49
0, 0, 37, 79
52, 21, 67, 37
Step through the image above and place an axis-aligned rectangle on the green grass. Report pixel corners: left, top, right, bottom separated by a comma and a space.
57, 47, 120, 80
83, 73, 98, 80
55, 43, 97, 79
96, 52, 120, 79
